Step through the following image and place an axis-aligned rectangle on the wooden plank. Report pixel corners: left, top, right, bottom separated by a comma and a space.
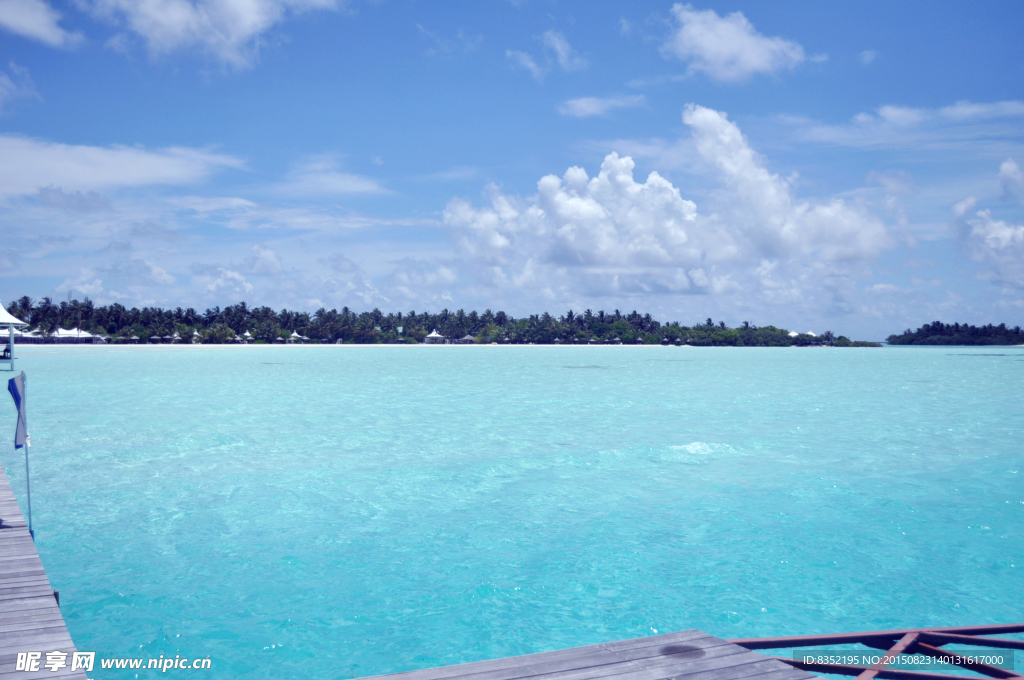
0, 463, 86, 678
359, 631, 815, 680
0, 577, 51, 589
0, 617, 68, 635
497, 648, 777, 680
364, 631, 718, 680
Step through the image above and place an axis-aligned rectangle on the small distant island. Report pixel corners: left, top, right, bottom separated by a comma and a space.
887, 321, 1024, 345
4, 295, 882, 346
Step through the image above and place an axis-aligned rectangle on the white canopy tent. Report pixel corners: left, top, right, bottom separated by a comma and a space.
0, 304, 29, 371
52, 328, 95, 343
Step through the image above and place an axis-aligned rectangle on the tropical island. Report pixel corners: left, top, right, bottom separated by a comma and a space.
3, 296, 882, 346
887, 321, 1024, 345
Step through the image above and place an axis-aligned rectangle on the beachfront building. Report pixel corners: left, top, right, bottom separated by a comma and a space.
0, 305, 28, 371
51, 327, 101, 343
423, 329, 446, 344
12, 328, 41, 344
458, 334, 475, 344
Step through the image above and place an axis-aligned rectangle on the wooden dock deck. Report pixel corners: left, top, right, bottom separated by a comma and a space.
0, 462, 86, 679
362, 629, 817, 680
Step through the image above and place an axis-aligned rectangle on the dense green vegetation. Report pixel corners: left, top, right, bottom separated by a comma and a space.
4, 296, 880, 346
887, 321, 1024, 345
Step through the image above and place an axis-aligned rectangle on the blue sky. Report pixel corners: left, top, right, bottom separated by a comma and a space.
1, 0, 1023, 338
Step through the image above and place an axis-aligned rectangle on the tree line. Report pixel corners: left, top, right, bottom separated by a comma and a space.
887, 321, 1024, 345
3, 296, 880, 346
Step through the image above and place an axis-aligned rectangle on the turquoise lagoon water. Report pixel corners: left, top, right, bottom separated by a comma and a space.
2, 344, 1023, 678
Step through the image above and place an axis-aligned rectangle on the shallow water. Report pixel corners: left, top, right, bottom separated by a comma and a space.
2, 345, 1022, 678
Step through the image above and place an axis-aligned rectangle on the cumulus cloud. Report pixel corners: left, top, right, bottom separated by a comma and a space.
558, 95, 645, 118
385, 259, 457, 303
244, 243, 284, 275
146, 261, 175, 284
682, 104, 891, 262
0, 135, 243, 198
88, 0, 340, 67
0, 0, 83, 48
442, 103, 891, 304
321, 253, 360, 274
953, 161, 1024, 288
859, 50, 877, 65
191, 265, 254, 295
960, 209, 1024, 288
445, 153, 702, 271
56, 268, 105, 297
661, 4, 806, 81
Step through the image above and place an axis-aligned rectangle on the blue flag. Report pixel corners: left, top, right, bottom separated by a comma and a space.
7, 372, 28, 450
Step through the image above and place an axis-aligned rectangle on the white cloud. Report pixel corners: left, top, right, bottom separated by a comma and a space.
37, 185, 112, 212
961, 209, 1024, 288
0, 61, 39, 112
244, 243, 283, 275
416, 24, 481, 57
445, 153, 702, 271
859, 50, 876, 65
952, 196, 976, 218
542, 30, 586, 71
506, 49, 543, 81
786, 100, 1024, 151
56, 268, 105, 297
876, 105, 928, 126
507, 30, 585, 82
869, 283, 903, 293
442, 103, 891, 306
999, 158, 1023, 203
558, 95, 645, 118
193, 266, 253, 295
0, 0, 82, 48
145, 260, 175, 284
939, 100, 1024, 121
682, 104, 891, 262
87, 0, 340, 67
171, 196, 257, 213
385, 259, 457, 302
278, 155, 386, 196
0, 135, 243, 198
661, 4, 805, 81
953, 160, 1024, 288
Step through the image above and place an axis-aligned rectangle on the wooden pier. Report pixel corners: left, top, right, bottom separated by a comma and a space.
0, 462, 86, 679
362, 629, 816, 680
